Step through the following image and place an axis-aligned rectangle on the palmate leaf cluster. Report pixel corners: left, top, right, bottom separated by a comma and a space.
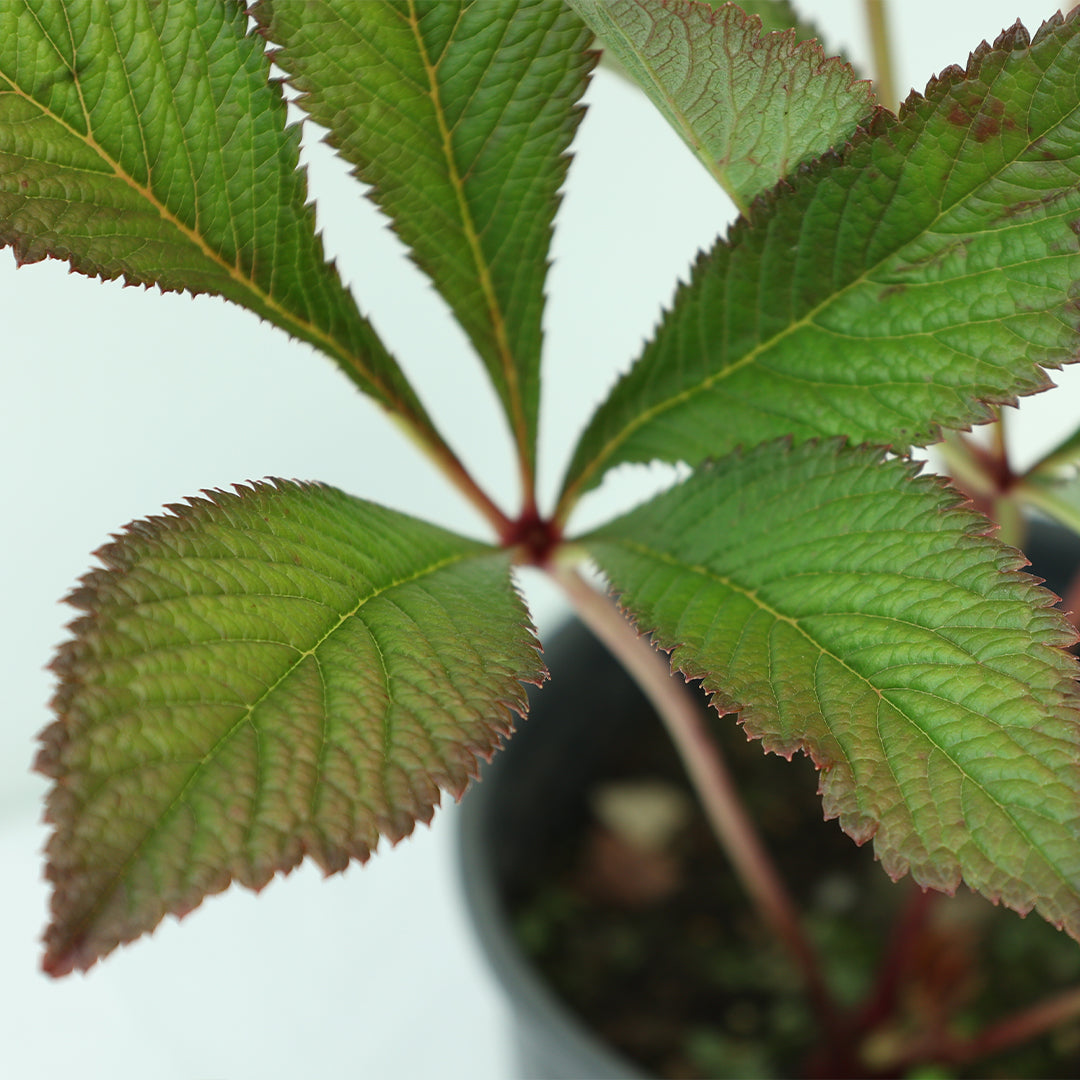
5, 0, 1080, 976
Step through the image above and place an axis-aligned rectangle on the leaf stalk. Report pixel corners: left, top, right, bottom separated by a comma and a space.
863, 0, 897, 109
938, 421, 1025, 548
550, 563, 838, 1028
885, 983, 1080, 1073
389, 412, 514, 537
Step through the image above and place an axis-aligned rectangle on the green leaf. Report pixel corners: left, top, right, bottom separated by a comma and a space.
254, 0, 594, 477
583, 440, 1080, 936
568, 0, 872, 212
37, 480, 543, 975
0, 0, 432, 434
558, 14, 1080, 513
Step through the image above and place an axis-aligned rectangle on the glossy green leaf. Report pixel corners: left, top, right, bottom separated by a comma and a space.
0, 0, 434, 434
583, 440, 1080, 936
559, 14, 1080, 512
37, 480, 543, 975
568, 0, 872, 212
255, 0, 594, 475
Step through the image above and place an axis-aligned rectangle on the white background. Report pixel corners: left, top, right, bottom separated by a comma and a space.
0, 2, 1071, 1077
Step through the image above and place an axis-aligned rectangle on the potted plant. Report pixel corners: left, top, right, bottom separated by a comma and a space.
7, 0, 1080, 1074
459, 517, 1080, 1078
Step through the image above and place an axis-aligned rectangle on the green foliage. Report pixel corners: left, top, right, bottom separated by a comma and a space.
0, 0, 430, 433
584, 440, 1080, 935
37, 480, 541, 974
6, 2, 1080, 1041
569, 0, 872, 211
253, 0, 594, 473
558, 16, 1080, 510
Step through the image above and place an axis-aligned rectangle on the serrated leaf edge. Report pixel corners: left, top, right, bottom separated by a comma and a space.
558, 10, 1080, 512
573, 0, 873, 213
587, 440, 1080, 929
36, 479, 543, 975
0, 5, 431, 433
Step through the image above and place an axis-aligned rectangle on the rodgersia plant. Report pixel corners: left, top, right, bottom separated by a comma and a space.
7, 0, 1080, 1069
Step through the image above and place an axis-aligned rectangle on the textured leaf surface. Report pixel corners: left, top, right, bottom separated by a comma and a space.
37, 481, 543, 975
559, 14, 1080, 510
569, 0, 871, 211
0, 0, 431, 428
255, 0, 593, 474
584, 440, 1080, 935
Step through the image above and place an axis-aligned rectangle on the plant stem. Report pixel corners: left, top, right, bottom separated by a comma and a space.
937, 420, 1027, 547
990, 405, 1008, 462
518, 456, 539, 521
887, 984, 1080, 1072
950, 985, 1080, 1065
853, 885, 936, 1032
863, 0, 897, 109
391, 413, 514, 537
551, 563, 837, 1025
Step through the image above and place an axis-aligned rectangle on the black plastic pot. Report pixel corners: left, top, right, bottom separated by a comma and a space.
458, 520, 1080, 1079
458, 615, 652, 1078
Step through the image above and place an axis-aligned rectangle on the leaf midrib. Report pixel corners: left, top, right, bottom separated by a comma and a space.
402, 0, 534, 473
584, 1, 752, 213
1, 3, 410, 415
63, 543, 485, 953
561, 47, 1079, 511
595, 535, 1075, 893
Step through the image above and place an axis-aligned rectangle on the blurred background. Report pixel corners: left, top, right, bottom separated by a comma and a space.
0, 1, 1069, 1076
